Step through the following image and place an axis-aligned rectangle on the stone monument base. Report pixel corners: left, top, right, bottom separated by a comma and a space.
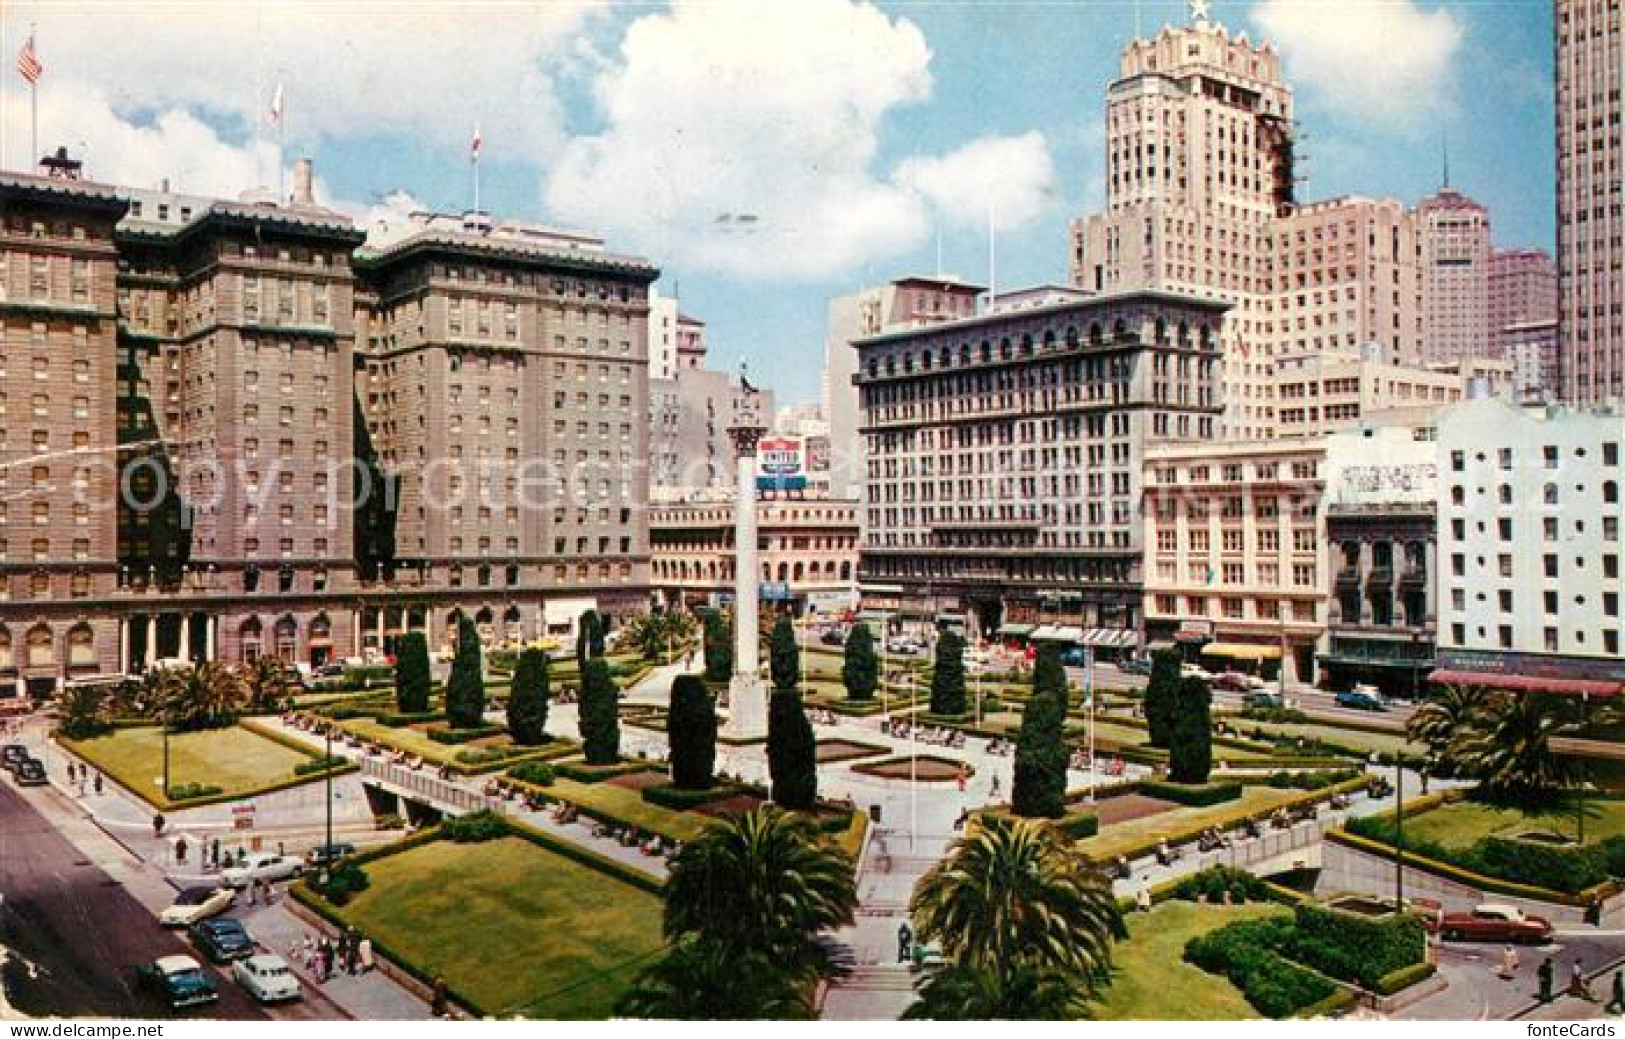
722, 672, 769, 739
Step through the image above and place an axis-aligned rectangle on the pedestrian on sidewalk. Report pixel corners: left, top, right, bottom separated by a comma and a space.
956, 763, 967, 793
896, 921, 913, 964
152, 813, 165, 838
1497, 944, 1520, 981
431, 975, 449, 1018
1606, 970, 1624, 1016
358, 936, 374, 974
174, 836, 188, 866
1136, 880, 1152, 913
1586, 893, 1604, 927
1538, 957, 1555, 1003
248, 878, 260, 906
92, 771, 102, 796
1571, 959, 1596, 1001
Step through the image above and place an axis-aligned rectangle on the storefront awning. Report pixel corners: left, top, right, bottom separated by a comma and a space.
1428, 669, 1624, 698
1032, 625, 1084, 642
1079, 627, 1139, 649
998, 623, 1036, 637
1202, 642, 1283, 661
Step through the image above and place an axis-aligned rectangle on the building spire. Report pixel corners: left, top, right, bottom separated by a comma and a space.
1190, 0, 1211, 25
1441, 126, 1451, 189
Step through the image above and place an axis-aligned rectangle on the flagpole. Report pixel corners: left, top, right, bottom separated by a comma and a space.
473, 150, 480, 213
29, 24, 38, 168
277, 89, 285, 203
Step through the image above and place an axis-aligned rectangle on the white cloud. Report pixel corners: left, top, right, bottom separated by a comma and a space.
545, 0, 1056, 281
361, 190, 430, 247
1250, 0, 1463, 125
1, 0, 592, 169
894, 132, 1057, 232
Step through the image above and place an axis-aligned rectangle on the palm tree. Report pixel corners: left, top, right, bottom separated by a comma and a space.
242, 656, 291, 713
1407, 683, 1491, 771
663, 807, 857, 976
167, 662, 246, 731
616, 941, 814, 1020
904, 961, 1086, 1021
133, 667, 177, 722
908, 815, 1119, 1019
1454, 692, 1583, 806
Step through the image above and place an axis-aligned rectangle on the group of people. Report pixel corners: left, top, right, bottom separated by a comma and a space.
878, 719, 966, 748
1196, 827, 1233, 852
1533, 955, 1625, 1013
1064, 750, 1128, 776
290, 927, 374, 983
63, 761, 104, 797
806, 707, 839, 726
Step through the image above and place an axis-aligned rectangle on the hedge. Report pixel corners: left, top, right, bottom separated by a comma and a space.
1290, 902, 1426, 989
1170, 865, 1275, 905
427, 723, 506, 746
506, 761, 557, 786
293, 755, 349, 777
376, 710, 443, 728
554, 759, 661, 784
1139, 780, 1243, 806
642, 781, 742, 811
1055, 811, 1099, 840
1374, 961, 1437, 997
1329, 826, 1617, 906
1184, 918, 1339, 1019
168, 782, 224, 801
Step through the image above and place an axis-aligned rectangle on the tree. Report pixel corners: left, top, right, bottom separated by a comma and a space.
703, 610, 733, 683
1454, 692, 1582, 806
767, 690, 818, 810
167, 662, 245, 731
930, 630, 967, 716
907, 816, 1119, 1021
576, 609, 602, 670
1408, 683, 1490, 773
242, 656, 291, 713
55, 682, 110, 740
394, 632, 432, 714
1143, 648, 1181, 749
663, 809, 857, 975
769, 615, 800, 692
578, 656, 621, 765
1011, 648, 1068, 818
507, 646, 550, 746
841, 624, 878, 701
444, 615, 486, 730
623, 611, 699, 663
617, 940, 814, 1020
1167, 675, 1213, 785
668, 674, 717, 790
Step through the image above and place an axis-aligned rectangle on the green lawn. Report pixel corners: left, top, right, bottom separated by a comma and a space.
1222, 717, 1417, 759
1403, 796, 1625, 849
1078, 787, 1306, 861
336, 836, 664, 1018
542, 776, 714, 842
1096, 900, 1288, 1020
63, 723, 320, 808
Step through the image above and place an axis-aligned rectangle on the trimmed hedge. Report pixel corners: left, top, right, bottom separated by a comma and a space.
1170, 865, 1275, 905
376, 710, 442, 728
293, 755, 348, 777
641, 781, 741, 811
506, 761, 557, 786
168, 782, 224, 801
1055, 811, 1100, 840
554, 759, 659, 784
1185, 919, 1339, 1019
1374, 961, 1437, 997
1291, 902, 1426, 989
1139, 779, 1243, 806
440, 810, 510, 843
1262, 769, 1364, 790
427, 723, 506, 746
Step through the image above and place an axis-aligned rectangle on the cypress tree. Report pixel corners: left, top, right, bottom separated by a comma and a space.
703, 610, 733, 683
1011, 647, 1069, 818
444, 615, 486, 730
842, 624, 878, 701
769, 615, 800, 692
1144, 648, 1181, 749
668, 674, 717, 790
579, 656, 621, 765
507, 646, 550, 746
576, 610, 602, 669
1168, 675, 1214, 785
767, 689, 818, 810
929, 629, 967, 716
394, 631, 432, 714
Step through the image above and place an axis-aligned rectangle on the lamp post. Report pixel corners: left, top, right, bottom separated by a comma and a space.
1394, 751, 1405, 910
1086, 645, 1097, 804
161, 690, 171, 802
323, 718, 334, 882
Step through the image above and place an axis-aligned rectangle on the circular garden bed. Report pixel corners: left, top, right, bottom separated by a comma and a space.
850, 755, 972, 782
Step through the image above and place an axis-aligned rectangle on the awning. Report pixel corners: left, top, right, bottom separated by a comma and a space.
1032, 625, 1083, 642
998, 623, 1036, 637
1079, 628, 1139, 649
1175, 629, 1212, 643
1428, 669, 1624, 697
1202, 642, 1283, 661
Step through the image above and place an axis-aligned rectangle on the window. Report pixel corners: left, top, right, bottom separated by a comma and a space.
1546, 590, 1559, 615
1544, 445, 1559, 469
1498, 590, 1513, 613
1544, 555, 1559, 578
1498, 625, 1513, 649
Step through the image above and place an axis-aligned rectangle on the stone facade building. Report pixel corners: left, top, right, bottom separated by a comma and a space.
1416, 186, 1492, 367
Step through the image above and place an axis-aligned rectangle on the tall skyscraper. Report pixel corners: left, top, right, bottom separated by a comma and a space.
1416, 186, 1492, 366
1556, 0, 1624, 402
1070, 4, 1295, 441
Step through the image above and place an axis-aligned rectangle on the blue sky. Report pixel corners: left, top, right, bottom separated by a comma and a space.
0, 1, 1554, 405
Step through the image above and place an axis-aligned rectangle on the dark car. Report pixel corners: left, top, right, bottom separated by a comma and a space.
1335, 688, 1387, 712
1118, 657, 1153, 676
1242, 690, 1288, 710
1060, 647, 1090, 667
305, 842, 356, 869
135, 955, 219, 1010
12, 759, 46, 786
189, 917, 257, 964
819, 629, 847, 647
1, 745, 28, 773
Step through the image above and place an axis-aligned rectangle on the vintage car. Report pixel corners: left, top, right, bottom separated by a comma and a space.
134, 955, 219, 1010
1438, 903, 1555, 944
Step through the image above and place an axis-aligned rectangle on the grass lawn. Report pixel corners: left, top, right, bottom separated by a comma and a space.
1078, 787, 1304, 861
1095, 900, 1288, 1020
1223, 718, 1417, 759
336, 836, 664, 1018
1402, 796, 1625, 849
544, 776, 713, 842
63, 723, 320, 807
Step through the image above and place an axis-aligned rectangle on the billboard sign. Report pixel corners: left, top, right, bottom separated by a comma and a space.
757, 436, 807, 492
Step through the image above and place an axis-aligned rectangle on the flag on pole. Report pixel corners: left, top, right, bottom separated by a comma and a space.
15, 31, 42, 85
268, 82, 284, 126
470, 122, 482, 162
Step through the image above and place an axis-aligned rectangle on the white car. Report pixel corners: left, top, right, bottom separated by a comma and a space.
233, 954, 302, 1003
219, 853, 304, 889
159, 886, 236, 928
1180, 663, 1213, 681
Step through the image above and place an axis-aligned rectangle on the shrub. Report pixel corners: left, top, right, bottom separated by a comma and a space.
1184, 918, 1337, 1019
1290, 902, 1425, 989
166, 782, 224, 801
1168, 676, 1213, 784
554, 760, 652, 784
445, 615, 486, 729
769, 616, 800, 693
642, 781, 736, 810
1012, 657, 1069, 819
293, 755, 347, 776
767, 689, 818, 810
1054, 811, 1099, 840
374, 812, 405, 830
578, 657, 621, 766
507, 761, 557, 786
427, 723, 505, 745
395, 632, 432, 714
453, 746, 539, 767
1171, 865, 1272, 904
441, 810, 509, 843
668, 675, 717, 791
1242, 706, 1313, 725
577, 609, 604, 669
1265, 769, 1362, 790
842, 624, 878, 701
1473, 834, 1612, 894
702, 609, 733, 683
377, 710, 441, 728
929, 630, 967, 716
311, 860, 371, 906
1139, 779, 1242, 807
507, 647, 551, 746
1374, 961, 1437, 996
1144, 649, 1180, 749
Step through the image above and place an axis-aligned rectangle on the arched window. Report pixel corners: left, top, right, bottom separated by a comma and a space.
309, 614, 332, 640
792, 562, 805, 581
0, 628, 12, 670
839, 561, 852, 580
776, 562, 789, 582
67, 626, 95, 666
273, 616, 298, 661
26, 625, 53, 667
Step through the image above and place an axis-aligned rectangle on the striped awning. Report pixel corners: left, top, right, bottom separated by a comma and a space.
1032, 625, 1084, 642
1079, 627, 1139, 649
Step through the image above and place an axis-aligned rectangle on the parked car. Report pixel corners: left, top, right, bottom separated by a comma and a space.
0, 745, 29, 773
305, 842, 356, 869
885, 639, 922, 657
233, 954, 302, 1004
12, 759, 46, 786
1180, 663, 1213, 681
1242, 689, 1288, 710
1438, 904, 1555, 944
1335, 687, 1388, 712
820, 628, 848, 647
134, 955, 219, 1010
189, 917, 256, 963
160, 886, 236, 928
1117, 657, 1153, 676
1059, 646, 1089, 667
313, 663, 346, 679
1211, 671, 1257, 692
219, 853, 304, 889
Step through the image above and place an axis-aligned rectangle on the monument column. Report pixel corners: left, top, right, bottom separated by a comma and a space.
723, 409, 769, 738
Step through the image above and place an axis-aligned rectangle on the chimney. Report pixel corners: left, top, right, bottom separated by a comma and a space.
292, 158, 314, 206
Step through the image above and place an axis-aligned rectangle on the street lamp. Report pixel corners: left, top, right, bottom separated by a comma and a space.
324, 718, 334, 878
1394, 751, 1405, 910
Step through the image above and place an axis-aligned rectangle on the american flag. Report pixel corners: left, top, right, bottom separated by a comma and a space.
15, 32, 42, 86
470, 122, 482, 161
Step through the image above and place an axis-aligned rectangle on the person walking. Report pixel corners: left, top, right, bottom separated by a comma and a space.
896, 921, 913, 964
1538, 957, 1556, 1004
174, 836, 188, 866
1606, 969, 1624, 1016
1571, 959, 1596, 1001
358, 936, 374, 974
1136, 880, 1153, 913
956, 763, 967, 793
152, 813, 166, 839
92, 770, 102, 796
1498, 944, 1520, 981
430, 975, 449, 1018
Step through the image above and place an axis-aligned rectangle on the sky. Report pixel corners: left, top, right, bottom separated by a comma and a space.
0, 0, 1555, 406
